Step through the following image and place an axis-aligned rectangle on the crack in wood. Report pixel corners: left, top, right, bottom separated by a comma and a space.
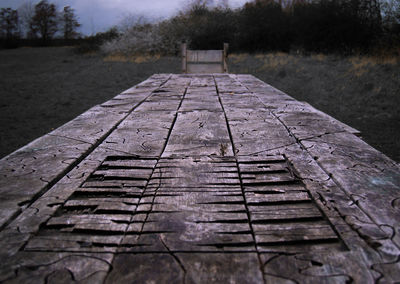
0, 76, 172, 234
2, 74, 399, 283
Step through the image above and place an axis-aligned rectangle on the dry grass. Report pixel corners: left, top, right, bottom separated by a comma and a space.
0, 47, 398, 162
312, 53, 327, 61
229, 53, 248, 64
262, 53, 298, 69
349, 55, 400, 77
103, 53, 161, 63
228, 52, 400, 162
0, 47, 180, 159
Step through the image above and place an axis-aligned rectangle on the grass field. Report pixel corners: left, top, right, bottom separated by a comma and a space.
228, 53, 400, 162
0, 47, 398, 161
0, 47, 180, 159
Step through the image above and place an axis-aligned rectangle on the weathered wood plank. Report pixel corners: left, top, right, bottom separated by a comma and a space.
162, 111, 233, 157
262, 251, 376, 283
105, 254, 184, 283
185, 49, 226, 73
0, 252, 113, 283
0, 74, 170, 232
187, 50, 223, 63
0, 73, 399, 283
0, 147, 137, 259
187, 63, 224, 74
175, 253, 264, 283
179, 89, 221, 111
102, 111, 176, 157
0, 135, 92, 229
301, 133, 400, 247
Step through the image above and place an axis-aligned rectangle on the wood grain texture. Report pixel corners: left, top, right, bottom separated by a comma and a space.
183, 46, 227, 73
0, 73, 399, 283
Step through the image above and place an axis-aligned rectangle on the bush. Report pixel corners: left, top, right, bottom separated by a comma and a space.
101, 23, 165, 55
99, 0, 400, 56
75, 28, 120, 54
237, 0, 289, 52
177, 5, 236, 50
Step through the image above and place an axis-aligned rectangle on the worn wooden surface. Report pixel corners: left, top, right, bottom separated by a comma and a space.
182, 44, 228, 73
0, 74, 399, 283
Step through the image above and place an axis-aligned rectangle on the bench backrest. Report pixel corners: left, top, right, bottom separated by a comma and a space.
182, 43, 228, 73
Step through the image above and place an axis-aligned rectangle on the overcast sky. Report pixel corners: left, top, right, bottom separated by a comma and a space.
0, 0, 250, 35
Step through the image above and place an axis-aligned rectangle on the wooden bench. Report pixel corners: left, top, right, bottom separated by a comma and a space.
0, 74, 399, 283
181, 43, 229, 73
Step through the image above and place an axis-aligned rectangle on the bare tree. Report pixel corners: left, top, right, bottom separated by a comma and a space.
382, 0, 400, 28
18, 1, 35, 38
30, 0, 58, 42
0, 8, 19, 40
118, 14, 150, 33
182, 0, 215, 12
61, 6, 80, 40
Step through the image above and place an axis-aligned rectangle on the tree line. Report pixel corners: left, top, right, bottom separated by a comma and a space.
170, 0, 400, 54
104, 0, 400, 55
2, 0, 400, 54
0, 0, 80, 47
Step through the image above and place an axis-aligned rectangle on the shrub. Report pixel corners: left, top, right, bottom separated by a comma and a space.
75, 27, 119, 54
101, 23, 165, 55
99, 0, 400, 56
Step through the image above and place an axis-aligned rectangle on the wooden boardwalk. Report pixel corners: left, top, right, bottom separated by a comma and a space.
0, 74, 399, 283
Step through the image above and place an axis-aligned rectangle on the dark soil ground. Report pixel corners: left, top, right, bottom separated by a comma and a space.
0, 47, 398, 162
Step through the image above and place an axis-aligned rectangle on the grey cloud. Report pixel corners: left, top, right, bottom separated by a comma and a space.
1, 0, 249, 35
